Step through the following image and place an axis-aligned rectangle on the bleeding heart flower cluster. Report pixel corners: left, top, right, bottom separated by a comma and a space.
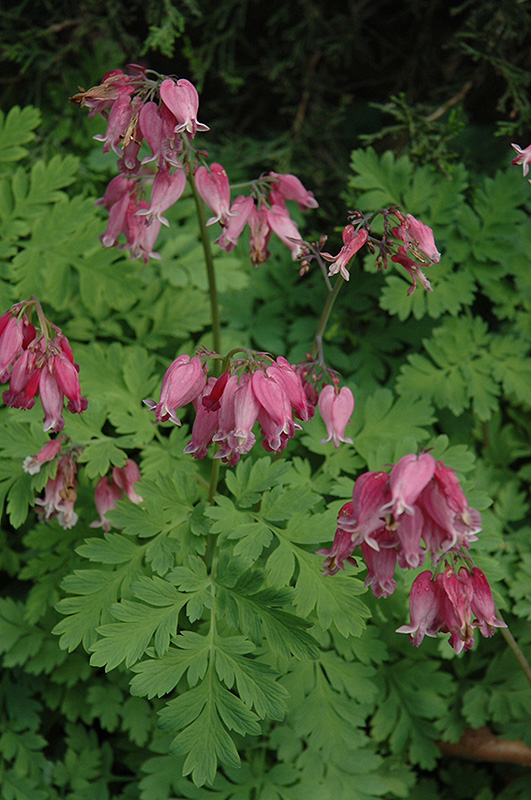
91, 459, 143, 532
28, 443, 80, 530
211, 169, 318, 267
318, 207, 441, 294
397, 566, 506, 654
73, 67, 318, 266
0, 299, 87, 433
145, 351, 354, 465
318, 452, 504, 652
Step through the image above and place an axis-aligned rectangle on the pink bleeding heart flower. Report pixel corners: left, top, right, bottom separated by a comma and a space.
113, 459, 143, 504
263, 203, 304, 260
195, 163, 233, 226
396, 570, 441, 646
0, 314, 24, 380
159, 78, 210, 137
216, 195, 255, 252
382, 452, 436, 518
469, 567, 507, 638
269, 172, 319, 210
318, 384, 354, 448
145, 354, 206, 424
39, 368, 65, 433
321, 225, 368, 281
35, 453, 78, 529
361, 528, 398, 598
136, 168, 187, 227
248, 205, 271, 266
391, 246, 432, 294
90, 476, 124, 532
394, 214, 441, 265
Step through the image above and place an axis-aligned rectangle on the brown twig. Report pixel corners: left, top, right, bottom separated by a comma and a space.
438, 727, 531, 766
425, 80, 474, 123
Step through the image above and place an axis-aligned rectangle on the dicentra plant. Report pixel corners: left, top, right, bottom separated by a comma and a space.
0, 68, 530, 799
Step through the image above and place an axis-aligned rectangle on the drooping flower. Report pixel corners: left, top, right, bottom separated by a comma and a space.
269, 172, 319, 211
317, 502, 358, 576
396, 570, 440, 646
144, 354, 206, 424
91, 458, 143, 531
113, 459, 143, 504
35, 453, 78, 529
383, 452, 436, 517
136, 168, 187, 227
318, 384, 354, 448
469, 567, 507, 637
391, 246, 432, 295
393, 214, 441, 265
216, 195, 255, 253
195, 163, 233, 227
23, 436, 63, 475
321, 225, 368, 281
263, 203, 305, 260
159, 78, 210, 137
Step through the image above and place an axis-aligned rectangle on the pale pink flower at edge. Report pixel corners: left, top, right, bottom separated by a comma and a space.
510, 142, 531, 177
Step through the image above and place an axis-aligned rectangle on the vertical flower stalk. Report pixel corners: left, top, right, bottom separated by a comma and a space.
186, 164, 222, 362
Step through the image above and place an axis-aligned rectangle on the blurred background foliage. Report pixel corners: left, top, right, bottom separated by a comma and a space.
2, 0, 531, 214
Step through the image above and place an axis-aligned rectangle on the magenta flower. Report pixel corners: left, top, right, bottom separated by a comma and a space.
360, 529, 397, 598
54, 353, 87, 415
396, 571, 440, 646
216, 195, 255, 252
93, 94, 133, 156
391, 246, 432, 295
510, 142, 531, 177
321, 226, 368, 281
145, 354, 206, 424
350, 471, 391, 550
0, 314, 24, 380
184, 397, 221, 460
39, 368, 66, 433
469, 568, 506, 637
122, 198, 162, 263
90, 477, 124, 532
195, 163, 233, 227
383, 452, 436, 517
318, 384, 354, 448
91, 459, 143, 531
396, 506, 425, 569
35, 453, 78, 529
394, 214, 441, 265
317, 503, 358, 576
159, 78, 209, 138
266, 356, 312, 422
263, 203, 304, 260
136, 168, 187, 227
418, 461, 481, 556
269, 172, 319, 210
113, 459, 143, 504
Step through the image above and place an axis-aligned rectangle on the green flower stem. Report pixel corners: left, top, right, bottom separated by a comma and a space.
500, 623, 531, 689
208, 457, 221, 506
187, 168, 222, 364
310, 274, 344, 360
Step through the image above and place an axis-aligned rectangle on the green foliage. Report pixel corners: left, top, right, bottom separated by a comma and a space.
1, 101, 530, 800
